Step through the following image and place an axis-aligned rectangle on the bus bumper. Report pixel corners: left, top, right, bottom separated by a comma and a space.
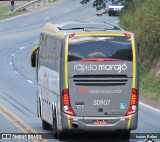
61, 112, 138, 131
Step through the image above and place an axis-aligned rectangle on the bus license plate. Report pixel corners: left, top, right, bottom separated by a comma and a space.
93, 120, 107, 125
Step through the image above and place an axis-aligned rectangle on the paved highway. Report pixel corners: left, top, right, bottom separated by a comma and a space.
0, 0, 160, 142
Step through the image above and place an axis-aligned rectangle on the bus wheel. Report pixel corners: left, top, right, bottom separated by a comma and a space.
116, 130, 130, 140
42, 120, 52, 130
53, 112, 58, 139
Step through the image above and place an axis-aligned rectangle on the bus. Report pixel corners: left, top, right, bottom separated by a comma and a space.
31, 21, 139, 140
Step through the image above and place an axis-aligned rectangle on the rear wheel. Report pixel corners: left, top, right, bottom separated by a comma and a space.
116, 130, 130, 140
53, 111, 59, 139
42, 120, 52, 130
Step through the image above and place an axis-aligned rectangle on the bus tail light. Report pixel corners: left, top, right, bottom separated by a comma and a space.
69, 34, 75, 39
125, 33, 131, 38
62, 89, 75, 116
126, 88, 138, 116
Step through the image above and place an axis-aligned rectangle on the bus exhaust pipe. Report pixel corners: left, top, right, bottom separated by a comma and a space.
72, 122, 78, 128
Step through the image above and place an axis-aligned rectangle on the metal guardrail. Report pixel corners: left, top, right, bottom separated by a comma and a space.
13, 0, 48, 12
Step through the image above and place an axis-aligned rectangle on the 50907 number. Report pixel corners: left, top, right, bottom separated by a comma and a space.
93, 100, 110, 106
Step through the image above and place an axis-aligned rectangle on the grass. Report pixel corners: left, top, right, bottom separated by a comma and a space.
140, 68, 160, 103
0, 6, 27, 19
120, 0, 160, 103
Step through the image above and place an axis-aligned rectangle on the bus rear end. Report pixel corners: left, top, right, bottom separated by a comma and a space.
61, 33, 139, 132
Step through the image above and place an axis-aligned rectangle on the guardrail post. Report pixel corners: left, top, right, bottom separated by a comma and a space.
35, 3, 37, 9
29, 5, 31, 11
46, 0, 48, 5
41, 1, 43, 7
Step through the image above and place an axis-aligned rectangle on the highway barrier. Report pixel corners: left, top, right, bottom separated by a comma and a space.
13, 0, 48, 12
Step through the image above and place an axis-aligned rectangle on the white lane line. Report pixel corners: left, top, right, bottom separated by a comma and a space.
9, 62, 12, 65
11, 53, 15, 57
115, 20, 120, 23
34, 41, 38, 44
44, 17, 50, 21
20, 46, 25, 49
65, 9, 71, 12
140, 102, 160, 113
26, 80, 33, 84
14, 71, 18, 74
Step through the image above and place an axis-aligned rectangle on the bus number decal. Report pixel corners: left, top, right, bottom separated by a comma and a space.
93, 100, 110, 106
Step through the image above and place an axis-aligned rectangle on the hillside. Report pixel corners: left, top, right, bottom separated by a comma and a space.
120, 0, 160, 103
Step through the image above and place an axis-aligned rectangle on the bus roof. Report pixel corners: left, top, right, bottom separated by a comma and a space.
42, 21, 133, 37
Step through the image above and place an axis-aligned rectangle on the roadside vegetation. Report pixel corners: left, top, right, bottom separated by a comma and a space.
120, 0, 160, 103
0, 6, 26, 19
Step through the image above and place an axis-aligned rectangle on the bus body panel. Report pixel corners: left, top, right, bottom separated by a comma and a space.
61, 112, 138, 130
68, 61, 133, 117
35, 23, 139, 133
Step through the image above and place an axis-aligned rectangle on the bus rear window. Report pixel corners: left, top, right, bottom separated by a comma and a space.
68, 36, 132, 62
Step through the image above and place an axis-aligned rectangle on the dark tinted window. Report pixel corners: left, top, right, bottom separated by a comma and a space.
68, 36, 132, 62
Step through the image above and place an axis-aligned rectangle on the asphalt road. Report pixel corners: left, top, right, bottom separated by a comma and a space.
0, 0, 160, 142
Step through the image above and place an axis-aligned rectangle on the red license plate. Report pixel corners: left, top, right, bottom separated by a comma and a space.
93, 120, 107, 125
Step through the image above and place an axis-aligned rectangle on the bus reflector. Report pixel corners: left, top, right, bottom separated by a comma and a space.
62, 89, 75, 116
125, 33, 131, 38
69, 34, 75, 39
126, 88, 138, 116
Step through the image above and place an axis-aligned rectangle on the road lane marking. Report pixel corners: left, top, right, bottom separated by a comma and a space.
27, 80, 33, 84
115, 20, 120, 23
140, 102, 160, 113
14, 71, 19, 74
65, 9, 71, 12
34, 41, 38, 44
0, 28, 40, 38
0, 104, 48, 142
44, 17, 50, 21
9, 62, 12, 65
11, 53, 15, 57
20, 46, 25, 49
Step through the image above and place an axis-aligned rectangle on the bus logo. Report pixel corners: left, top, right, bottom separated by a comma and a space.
76, 87, 88, 95
74, 63, 127, 73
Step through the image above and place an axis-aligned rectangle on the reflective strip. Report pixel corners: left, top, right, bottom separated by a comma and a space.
127, 116, 132, 129
65, 36, 70, 129
131, 35, 136, 88
67, 115, 71, 129
65, 36, 69, 88
127, 35, 136, 129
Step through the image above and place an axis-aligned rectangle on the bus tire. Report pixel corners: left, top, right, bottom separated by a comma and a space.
42, 120, 52, 130
53, 111, 58, 139
116, 130, 130, 140
38, 99, 41, 118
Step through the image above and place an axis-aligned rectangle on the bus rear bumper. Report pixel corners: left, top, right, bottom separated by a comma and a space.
61, 112, 138, 131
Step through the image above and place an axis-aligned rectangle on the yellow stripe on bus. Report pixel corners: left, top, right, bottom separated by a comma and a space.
65, 36, 69, 88
127, 116, 132, 129
67, 115, 71, 129
127, 35, 136, 129
131, 35, 136, 88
